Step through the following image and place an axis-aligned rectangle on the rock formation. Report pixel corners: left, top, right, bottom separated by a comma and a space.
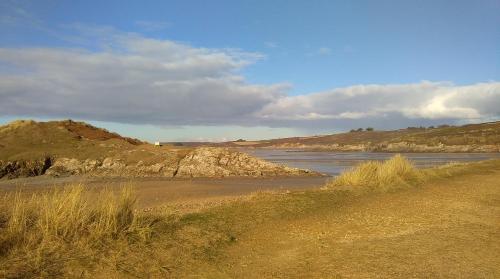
0, 119, 317, 180
42, 147, 314, 179
175, 147, 309, 177
0, 157, 52, 179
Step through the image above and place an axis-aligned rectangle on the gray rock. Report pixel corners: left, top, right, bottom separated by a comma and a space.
175, 147, 311, 178
43, 147, 315, 178
0, 157, 53, 179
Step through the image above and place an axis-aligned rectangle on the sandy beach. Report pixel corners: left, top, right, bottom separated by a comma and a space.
0, 175, 329, 208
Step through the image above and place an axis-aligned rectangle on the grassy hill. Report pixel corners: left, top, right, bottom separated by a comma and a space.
0, 119, 144, 161
0, 120, 311, 179
229, 121, 500, 152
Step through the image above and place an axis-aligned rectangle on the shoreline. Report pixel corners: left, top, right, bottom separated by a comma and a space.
236, 146, 500, 153
0, 175, 330, 208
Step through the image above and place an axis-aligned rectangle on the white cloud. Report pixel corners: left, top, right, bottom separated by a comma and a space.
0, 26, 499, 130
0, 28, 286, 125
256, 81, 500, 128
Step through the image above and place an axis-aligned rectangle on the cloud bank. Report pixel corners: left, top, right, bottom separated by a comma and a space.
0, 28, 499, 130
259, 81, 500, 128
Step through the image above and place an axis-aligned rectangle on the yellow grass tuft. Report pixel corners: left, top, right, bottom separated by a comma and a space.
2, 185, 148, 242
0, 184, 153, 277
327, 154, 423, 192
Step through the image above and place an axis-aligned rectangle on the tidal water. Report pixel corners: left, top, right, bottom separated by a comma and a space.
244, 149, 500, 176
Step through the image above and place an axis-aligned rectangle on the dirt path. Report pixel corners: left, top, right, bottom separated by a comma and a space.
208, 171, 500, 278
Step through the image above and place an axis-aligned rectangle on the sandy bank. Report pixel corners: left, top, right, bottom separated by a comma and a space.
0, 175, 329, 208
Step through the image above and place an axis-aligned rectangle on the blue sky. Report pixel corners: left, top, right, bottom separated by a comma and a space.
0, 0, 499, 141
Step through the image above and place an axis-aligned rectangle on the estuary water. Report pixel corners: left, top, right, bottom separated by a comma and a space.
244, 149, 500, 176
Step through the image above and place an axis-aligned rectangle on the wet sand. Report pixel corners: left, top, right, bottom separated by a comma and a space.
0, 176, 329, 208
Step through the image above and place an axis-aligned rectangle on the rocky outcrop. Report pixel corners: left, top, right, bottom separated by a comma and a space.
45, 158, 102, 176
175, 147, 311, 177
45, 157, 180, 178
44, 147, 315, 178
0, 157, 52, 179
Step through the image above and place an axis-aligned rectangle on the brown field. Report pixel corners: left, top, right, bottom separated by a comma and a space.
1, 157, 499, 278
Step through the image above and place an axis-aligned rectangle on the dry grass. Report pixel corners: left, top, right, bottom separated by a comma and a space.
326, 154, 423, 192
1, 157, 499, 277
0, 185, 154, 277
326, 154, 500, 193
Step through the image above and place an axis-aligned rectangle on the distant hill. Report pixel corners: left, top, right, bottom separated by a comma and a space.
226, 121, 500, 152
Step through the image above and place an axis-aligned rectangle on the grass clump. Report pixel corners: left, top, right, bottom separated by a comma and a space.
327, 154, 423, 192
0, 184, 153, 277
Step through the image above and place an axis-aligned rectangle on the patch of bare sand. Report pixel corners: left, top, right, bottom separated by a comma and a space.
0, 176, 328, 209
216, 172, 500, 278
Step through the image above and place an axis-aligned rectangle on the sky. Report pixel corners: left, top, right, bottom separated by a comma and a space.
0, 0, 499, 142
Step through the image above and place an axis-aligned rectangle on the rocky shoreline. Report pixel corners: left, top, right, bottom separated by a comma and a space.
0, 157, 53, 179
0, 147, 316, 180
263, 142, 500, 153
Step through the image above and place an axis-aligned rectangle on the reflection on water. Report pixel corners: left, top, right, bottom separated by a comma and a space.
244, 149, 500, 176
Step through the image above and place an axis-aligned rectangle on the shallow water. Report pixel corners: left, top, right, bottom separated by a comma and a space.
245, 149, 500, 176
